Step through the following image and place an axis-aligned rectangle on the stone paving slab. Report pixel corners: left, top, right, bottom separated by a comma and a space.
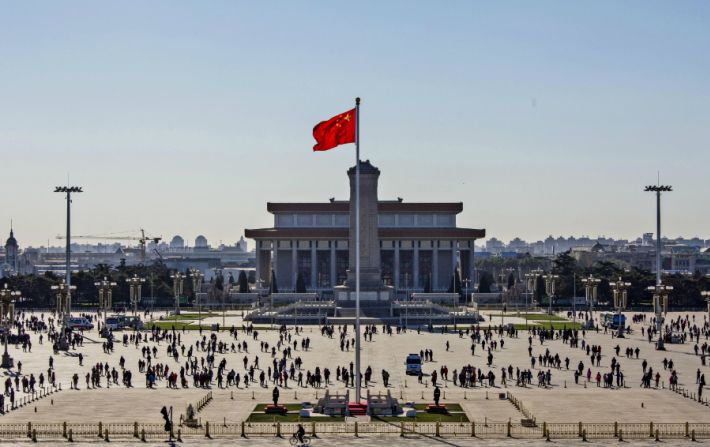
0, 310, 708, 426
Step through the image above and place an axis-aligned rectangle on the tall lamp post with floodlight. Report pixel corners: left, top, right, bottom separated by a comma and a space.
647, 283, 673, 350
171, 271, 184, 324
127, 274, 145, 316
0, 284, 20, 368
190, 269, 204, 325
610, 277, 631, 338
54, 186, 82, 317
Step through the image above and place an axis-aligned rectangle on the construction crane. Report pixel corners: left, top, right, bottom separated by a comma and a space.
56, 229, 162, 264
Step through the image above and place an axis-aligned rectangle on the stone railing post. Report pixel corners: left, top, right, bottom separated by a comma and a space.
205, 421, 211, 438
134, 422, 139, 438
471, 421, 475, 437
649, 422, 654, 438
241, 421, 246, 438
98, 421, 103, 438
275, 422, 280, 438
63, 421, 67, 438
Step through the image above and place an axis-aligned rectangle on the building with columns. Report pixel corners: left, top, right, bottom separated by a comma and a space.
245, 160, 485, 298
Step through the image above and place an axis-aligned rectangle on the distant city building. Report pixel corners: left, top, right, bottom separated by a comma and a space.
169, 235, 185, 250
195, 235, 209, 249
3, 226, 19, 276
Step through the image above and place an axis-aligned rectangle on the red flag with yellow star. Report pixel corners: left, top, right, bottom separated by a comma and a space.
312, 108, 356, 151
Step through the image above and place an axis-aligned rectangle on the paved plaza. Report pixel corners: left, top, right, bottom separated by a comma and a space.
1, 309, 709, 444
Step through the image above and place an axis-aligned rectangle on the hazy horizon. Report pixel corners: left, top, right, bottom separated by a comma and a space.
2, 1, 709, 247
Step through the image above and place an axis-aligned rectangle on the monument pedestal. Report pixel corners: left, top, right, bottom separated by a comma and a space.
334, 285, 393, 303
264, 405, 287, 414
1, 352, 13, 368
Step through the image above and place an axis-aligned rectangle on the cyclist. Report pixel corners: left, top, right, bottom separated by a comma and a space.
295, 424, 306, 445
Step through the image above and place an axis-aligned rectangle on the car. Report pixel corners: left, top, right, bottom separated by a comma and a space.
104, 316, 122, 331
65, 317, 94, 331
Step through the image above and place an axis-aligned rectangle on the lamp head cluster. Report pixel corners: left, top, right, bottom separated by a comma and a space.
51, 279, 76, 292
644, 185, 672, 192
54, 186, 83, 193
127, 274, 146, 285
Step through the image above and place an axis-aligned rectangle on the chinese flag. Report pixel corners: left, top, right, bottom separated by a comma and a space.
312, 108, 356, 151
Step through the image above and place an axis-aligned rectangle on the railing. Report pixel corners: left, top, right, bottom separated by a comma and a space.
507, 392, 535, 422
2, 384, 62, 414
1, 421, 709, 441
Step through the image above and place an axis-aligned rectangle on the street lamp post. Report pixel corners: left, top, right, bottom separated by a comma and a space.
647, 283, 673, 350
702, 291, 710, 322
189, 269, 204, 327
0, 284, 20, 368
51, 279, 76, 350
127, 274, 145, 316
581, 274, 601, 327
171, 271, 184, 325
523, 268, 543, 326
543, 273, 559, 327
95, 277, 117, 325
610, 277, 631, 338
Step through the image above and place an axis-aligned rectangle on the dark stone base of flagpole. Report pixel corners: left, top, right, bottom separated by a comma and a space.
1, 352, 13, 368
57, 336, 70, 351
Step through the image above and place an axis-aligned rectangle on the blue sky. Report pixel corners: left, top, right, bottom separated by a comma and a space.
1, 1, 709, 247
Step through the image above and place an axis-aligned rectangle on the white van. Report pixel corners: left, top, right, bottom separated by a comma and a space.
405, 353, 422, 375
65, 317, 94, 331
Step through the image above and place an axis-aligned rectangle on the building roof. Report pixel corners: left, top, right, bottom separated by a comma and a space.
244, 227, 485, 240
266, 202, 464, 214
5, 229, 17, 248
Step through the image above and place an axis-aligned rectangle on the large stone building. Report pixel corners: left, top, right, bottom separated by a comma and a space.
2, 226, 19, 277
245, 160, 485, 298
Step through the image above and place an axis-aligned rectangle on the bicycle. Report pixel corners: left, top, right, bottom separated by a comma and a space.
289, 434, 311, 446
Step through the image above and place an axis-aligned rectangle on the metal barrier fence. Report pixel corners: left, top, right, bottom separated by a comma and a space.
1, 421, 710, 441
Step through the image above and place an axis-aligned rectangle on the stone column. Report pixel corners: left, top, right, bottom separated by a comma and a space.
346, 160, 382, 290
394, 241, 400, 291
330, 242, 337, 288
311, 242, 317, 291
291, 241, 297, 291
272, 240, 279, 286
255, 243, 261, 284
470, 241, 476, 289
432, 241, 439, 292
413, 243, 420, 290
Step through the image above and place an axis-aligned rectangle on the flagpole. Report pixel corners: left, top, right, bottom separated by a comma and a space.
354, 97, 361, 404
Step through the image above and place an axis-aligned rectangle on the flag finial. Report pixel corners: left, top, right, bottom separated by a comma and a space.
356, 97, 360, 105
